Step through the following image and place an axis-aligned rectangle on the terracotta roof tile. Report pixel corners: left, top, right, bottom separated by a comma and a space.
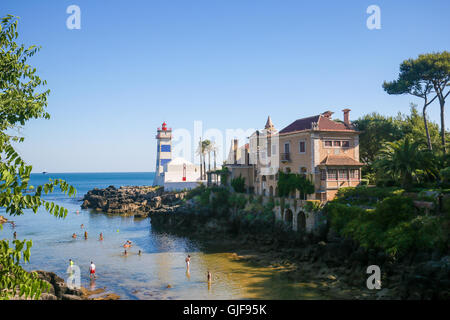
279, 115, 320, 134
279, 113, 355, 134
320, 155, 363, 166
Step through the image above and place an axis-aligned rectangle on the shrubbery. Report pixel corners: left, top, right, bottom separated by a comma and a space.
326, 189, 449, 258
334, 186, 404, 205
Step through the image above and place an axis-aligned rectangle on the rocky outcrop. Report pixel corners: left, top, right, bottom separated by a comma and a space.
81, 185, 186, 217
30, 270, 120, 300
34, 270, 85, 300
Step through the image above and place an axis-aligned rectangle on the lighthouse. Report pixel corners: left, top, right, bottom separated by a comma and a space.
153, 122, 172, 186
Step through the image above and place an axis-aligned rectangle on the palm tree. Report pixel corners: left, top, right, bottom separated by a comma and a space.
202, 140, 211, 178
196, 139, 211, 180
196, 139, 203, 180
374, 138, 438, 189
209, 141, 218, 170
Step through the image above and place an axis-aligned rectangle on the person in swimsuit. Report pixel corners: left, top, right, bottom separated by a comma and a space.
124, 249, 128, 256
13, 231, 16, 239
89, 261, 96, 279
207, 271, 212, 283
99, 233, 103, 241
72, 233, 77, 239
80, 224, 84, 229
84, 231, 88, 239
185, 255, 191, 270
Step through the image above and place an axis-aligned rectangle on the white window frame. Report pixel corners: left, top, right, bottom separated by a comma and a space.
298, 140, 306, 154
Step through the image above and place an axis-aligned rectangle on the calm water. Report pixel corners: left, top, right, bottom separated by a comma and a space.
0, 172, 332, 300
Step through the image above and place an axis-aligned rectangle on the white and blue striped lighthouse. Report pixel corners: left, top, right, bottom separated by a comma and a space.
153, 122, 172, 186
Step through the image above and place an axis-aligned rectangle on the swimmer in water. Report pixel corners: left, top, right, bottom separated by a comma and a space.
76, 210, 79, 215
207, 271, 212, 283
84, 231, 88, 239
72, 233, 77, 239
124, 249, 128, 256
13, 231, 17, 239
80, 224, 84, 229
138, 250, 142, 256
185, 255, 191, 270
99, 233, 103, 241
123, 240, 132, 248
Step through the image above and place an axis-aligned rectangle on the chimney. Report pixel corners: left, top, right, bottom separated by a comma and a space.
233, 139, 238, 164
342, 109, 351, 125
322, 111, 333, 119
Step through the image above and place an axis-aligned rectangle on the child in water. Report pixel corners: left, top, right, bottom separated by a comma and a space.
99, 233, 103, 241
72, 233, 77, 239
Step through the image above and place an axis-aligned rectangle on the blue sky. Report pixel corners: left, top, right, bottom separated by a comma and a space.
1, 0, 449, 172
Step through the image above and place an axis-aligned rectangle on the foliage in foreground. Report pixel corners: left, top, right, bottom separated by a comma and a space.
0, 15, 76, 299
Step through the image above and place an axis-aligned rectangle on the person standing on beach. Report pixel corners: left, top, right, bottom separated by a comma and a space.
207, 271, 212, 283
89, 261, 96, 279
124, 249, 128, 256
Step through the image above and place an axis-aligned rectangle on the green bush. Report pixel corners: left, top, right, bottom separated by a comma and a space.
231, 175, 246, 193
334, 186, 404, 205
326, 194, 448, 258
440, 167, 450, 183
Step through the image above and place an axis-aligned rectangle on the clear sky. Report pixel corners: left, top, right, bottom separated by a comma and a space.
1, 0, 449, 172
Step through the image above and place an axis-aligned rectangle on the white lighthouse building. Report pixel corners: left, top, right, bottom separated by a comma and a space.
153, 122, 204, 191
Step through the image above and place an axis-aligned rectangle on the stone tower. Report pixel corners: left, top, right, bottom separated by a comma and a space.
153, 122, 172, 186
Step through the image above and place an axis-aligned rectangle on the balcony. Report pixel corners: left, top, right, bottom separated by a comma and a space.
280, 153, 291, 162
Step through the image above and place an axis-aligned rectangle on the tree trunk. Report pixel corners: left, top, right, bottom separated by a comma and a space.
213, 150, 216, 170
439, 97, 446, 153
423, 104, 432, 150
203, 156, 206, 180
208, 152, 211, 172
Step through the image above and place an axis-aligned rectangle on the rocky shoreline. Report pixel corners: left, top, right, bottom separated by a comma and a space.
81, 185, 186, 217
15, 270, 120, 300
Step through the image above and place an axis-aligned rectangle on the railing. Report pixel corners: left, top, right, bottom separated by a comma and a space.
280, 153, 291, 162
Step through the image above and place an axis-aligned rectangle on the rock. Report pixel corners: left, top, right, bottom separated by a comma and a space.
40, 293, 58, 300
61, 294, 83, 300
81, 186, 184, 216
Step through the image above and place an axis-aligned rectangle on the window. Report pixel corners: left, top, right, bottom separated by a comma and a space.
285, 167, 291, 173
350, 169, 360, 179
284, 143, 290, 153
324, 140, 351, 148
328, 169, 337, 180
161, 144, 171, 152
299, 141, 306, 153
300, 167, 307, 175
339, 169, 348, 180
320, 169, 326, 180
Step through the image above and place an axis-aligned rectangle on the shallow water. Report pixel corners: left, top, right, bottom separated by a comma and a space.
0, 173, 332, 300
